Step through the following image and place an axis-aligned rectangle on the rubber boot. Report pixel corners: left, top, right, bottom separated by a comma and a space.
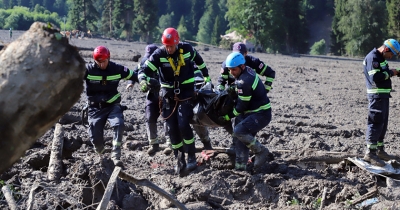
163, 136, 173, 155
146, 122, 160, 155
186, 153, 197, 171
111, 148, 123, 167
193, 125, 213, 150
235, 162, 247, 171
147, 144, 160, 155
248, 140, 269, 169
364, 149, 385, 167
174, 150, 186, 175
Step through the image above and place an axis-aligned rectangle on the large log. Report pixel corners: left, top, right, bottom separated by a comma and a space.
0, 22, 85, 174
47, 123, 64, 182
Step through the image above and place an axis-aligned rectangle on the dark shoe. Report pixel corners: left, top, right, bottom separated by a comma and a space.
377, 148, 395, 161
253, 146, 269, 169
202, 141, 213, 150
235, 162, 247, 171
364, 151, 385, 167
147, 144, 160, 155
179, 154, 197, 177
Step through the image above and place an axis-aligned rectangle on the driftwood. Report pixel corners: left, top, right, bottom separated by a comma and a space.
0, 22, 85, 174
351, 186, 378, 206
26, 182, 40, 210
1, 185, 17, 210
48, 123, 64, 182
96, 166, 121, 210
118, 170, 187, 210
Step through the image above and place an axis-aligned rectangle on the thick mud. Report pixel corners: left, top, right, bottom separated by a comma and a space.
1, 31, 400, 209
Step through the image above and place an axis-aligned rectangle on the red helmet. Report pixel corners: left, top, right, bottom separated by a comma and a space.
93, 46, 110, 61
161, 28, 180, 45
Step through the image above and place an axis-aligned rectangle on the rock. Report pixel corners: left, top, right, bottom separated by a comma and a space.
0, 22, 85, 174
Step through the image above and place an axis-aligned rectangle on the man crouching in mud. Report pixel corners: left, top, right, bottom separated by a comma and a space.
219, 52, 271, 171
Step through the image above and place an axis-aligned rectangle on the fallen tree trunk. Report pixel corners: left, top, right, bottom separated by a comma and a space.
0, 22, 85, 174
96, 166, 121, 210
47, 123, 64, 182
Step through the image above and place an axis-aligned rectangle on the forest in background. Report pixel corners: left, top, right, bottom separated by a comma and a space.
0, 0, 399, 57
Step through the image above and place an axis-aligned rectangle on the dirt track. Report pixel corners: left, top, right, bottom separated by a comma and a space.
1, 30, 400, 209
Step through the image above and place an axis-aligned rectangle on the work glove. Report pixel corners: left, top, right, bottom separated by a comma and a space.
218, 114, 230, 122
217, 84, 225, 91
264, 81, 272, 93
140, 80, 149, 92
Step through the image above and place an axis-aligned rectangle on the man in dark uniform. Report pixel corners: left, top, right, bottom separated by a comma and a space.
217, 42, 276, 155
363, 38, 400, 166
217, 42, 275, 93
130, 45, 213, 155
131, 44, 166, 155
219, 52, 271, 171
85, 46, 137, 167
138, 28, 211, 175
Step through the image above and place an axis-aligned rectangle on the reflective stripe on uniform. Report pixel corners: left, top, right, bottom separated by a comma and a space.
145, 60, 158, 72
172, 142, 183, 149
244, 102, 271, 114
184, 138, 195, 145
106, 93, 121, 103
367, 88, 391, 94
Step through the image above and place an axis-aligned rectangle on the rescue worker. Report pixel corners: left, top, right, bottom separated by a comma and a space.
217, 42, 275, 155
84, 46, 137, 167
219, 52, 271, 171
128, 44, 167, 155
363, 38, 400, 166
138, 28, 212, 175
217, 42, 275, 93
129, 45, 212, 155
9, 28, 12, 39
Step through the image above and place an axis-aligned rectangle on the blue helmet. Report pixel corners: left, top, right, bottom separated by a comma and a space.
384, 39, 400, 55
225, 52, 245, 68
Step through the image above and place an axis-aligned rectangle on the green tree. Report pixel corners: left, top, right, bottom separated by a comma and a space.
310, 39, 326, 55
177, 15, 189, 41
387, 0, 400, 39
337, 0, 386, 56
158, 12, 173, 34
210, 15, 221, 45
196, 0, 218, 44
133, 0, 158, 42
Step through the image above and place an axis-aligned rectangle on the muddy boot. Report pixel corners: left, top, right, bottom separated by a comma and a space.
174, 150, 186, 175
163, 136, 172, 155
193, 125, 213, 150
180, 153, 197, 177
235, 162, 247, 171
111, 149, 123, 167
377, 146, 395, 161
147, 144, 160, 155
186, 153, 197, 171
248, 140, 269, 169
364, 149, 385, 167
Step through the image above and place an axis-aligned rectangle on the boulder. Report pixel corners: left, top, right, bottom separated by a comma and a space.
0, 22, 85, 173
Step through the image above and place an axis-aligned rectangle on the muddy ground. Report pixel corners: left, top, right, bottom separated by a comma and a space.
1, 30, 400, 209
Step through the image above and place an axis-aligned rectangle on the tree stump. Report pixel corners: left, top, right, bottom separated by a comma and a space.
0, 22, 85, 174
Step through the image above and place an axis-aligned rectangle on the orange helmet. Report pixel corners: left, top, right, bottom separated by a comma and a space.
93, 46, 110, 61
161, 28, 179, 45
